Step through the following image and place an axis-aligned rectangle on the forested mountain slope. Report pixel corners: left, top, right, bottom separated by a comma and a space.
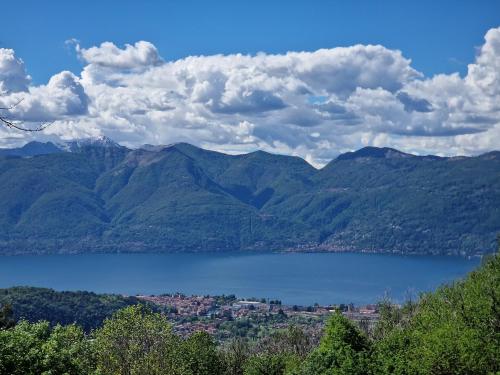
0, 139, 498, 255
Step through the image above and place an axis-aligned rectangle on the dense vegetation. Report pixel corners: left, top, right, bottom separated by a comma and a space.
0, 250, 498, 374
0, 287, 149, 332
0, 140, 499, 255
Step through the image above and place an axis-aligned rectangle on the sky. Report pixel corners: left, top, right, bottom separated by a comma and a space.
0, 0, 500, 165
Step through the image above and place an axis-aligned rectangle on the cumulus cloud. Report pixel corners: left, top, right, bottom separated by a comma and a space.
466, 27, 500, 96
1, 71, 88, 123
0, 48, 30, 93
1, 27, 500, 165
396, 92, 433, 113
76, 41, 162, 69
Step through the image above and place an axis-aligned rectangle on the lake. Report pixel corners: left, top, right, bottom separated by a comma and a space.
0, 252, 480, 305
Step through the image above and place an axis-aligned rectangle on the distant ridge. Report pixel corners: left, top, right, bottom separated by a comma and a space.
0, 138, 498, 256
335, 146, 414, 161
0, 138, 495, 164
0, 136, 124, 158
0, 141, 62, 157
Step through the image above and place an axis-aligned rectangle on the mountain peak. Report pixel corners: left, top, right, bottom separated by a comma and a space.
336, 146, 414, 161
60, 136, 122, 152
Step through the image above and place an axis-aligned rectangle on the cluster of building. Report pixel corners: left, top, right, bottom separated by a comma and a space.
136, 294, 380, 338
139, 294, 218, 317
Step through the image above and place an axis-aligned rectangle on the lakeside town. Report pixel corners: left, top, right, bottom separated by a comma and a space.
137, 293, 380, 341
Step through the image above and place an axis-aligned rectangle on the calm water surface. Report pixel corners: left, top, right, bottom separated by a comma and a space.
0, 252, 480, 305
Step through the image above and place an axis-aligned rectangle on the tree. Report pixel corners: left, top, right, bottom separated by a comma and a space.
180, 331, 224, 375
373, 252, 500, 375
0, 320, 51, 375
0, 320, 93, 375
299, 313, 371, 375
220, 337, 251, 375
256, 325, 312, 359
372, 296, 416, 341
243, 353, 300, 375
0, 304, 15, 329
41, 324, 94, 374
92, 305, 187, 375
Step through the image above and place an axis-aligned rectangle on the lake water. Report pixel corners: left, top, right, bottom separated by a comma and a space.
0, 252, 480, 305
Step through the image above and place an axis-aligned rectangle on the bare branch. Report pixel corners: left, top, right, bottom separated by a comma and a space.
0, 98, 24, 111
0, 97, 52, 132
0, 116, 53, 132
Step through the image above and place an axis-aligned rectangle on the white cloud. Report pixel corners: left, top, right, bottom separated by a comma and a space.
287, 45, 421, 95
1, 27, 500, 164
77, 41, 162, 69
0, 48, 30, 93
1, 71, 88, 123
466, 27, 500, 96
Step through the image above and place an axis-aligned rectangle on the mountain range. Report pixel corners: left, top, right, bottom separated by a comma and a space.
0, 137, 498, 256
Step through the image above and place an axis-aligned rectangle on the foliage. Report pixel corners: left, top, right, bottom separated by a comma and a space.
255, 325, 313, 359
220, 337, 251, 375
40, 324, 94, 375
372, 253, 500, 375
0, 321, 92, 375
0, 143, 499, 255
93, 305, 186, 375
0, 304, 14, 329
299, 313, 371, 375
0, 286, 149, 332
243, 353, 301, 375
180, 332, 224, 375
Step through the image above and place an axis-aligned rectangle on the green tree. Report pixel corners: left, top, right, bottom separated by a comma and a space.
180, 331, 224, 375
93, 305, 186, 375
373, 253, 500, 374
0, 304, 15, 329
243, 353, 301, 375
299, 313, 370, 375
0, 320, 50, 375
256, 325, 312, 359
0, 320, 93, 375
220, 337, 250, 375
372, 297, 417, 341
41, 324, 94, 375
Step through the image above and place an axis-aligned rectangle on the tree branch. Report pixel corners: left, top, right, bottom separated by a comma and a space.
0, 97, 53, 132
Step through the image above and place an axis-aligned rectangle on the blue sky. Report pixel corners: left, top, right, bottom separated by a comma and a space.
2, 0, 499, 83
1, 0, 500, 164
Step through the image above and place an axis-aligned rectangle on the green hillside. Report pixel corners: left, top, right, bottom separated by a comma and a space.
0, 141, 498, 255
0, 286, 147, 332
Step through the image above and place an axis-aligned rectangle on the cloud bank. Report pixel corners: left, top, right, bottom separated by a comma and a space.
1, 27, 500, 165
